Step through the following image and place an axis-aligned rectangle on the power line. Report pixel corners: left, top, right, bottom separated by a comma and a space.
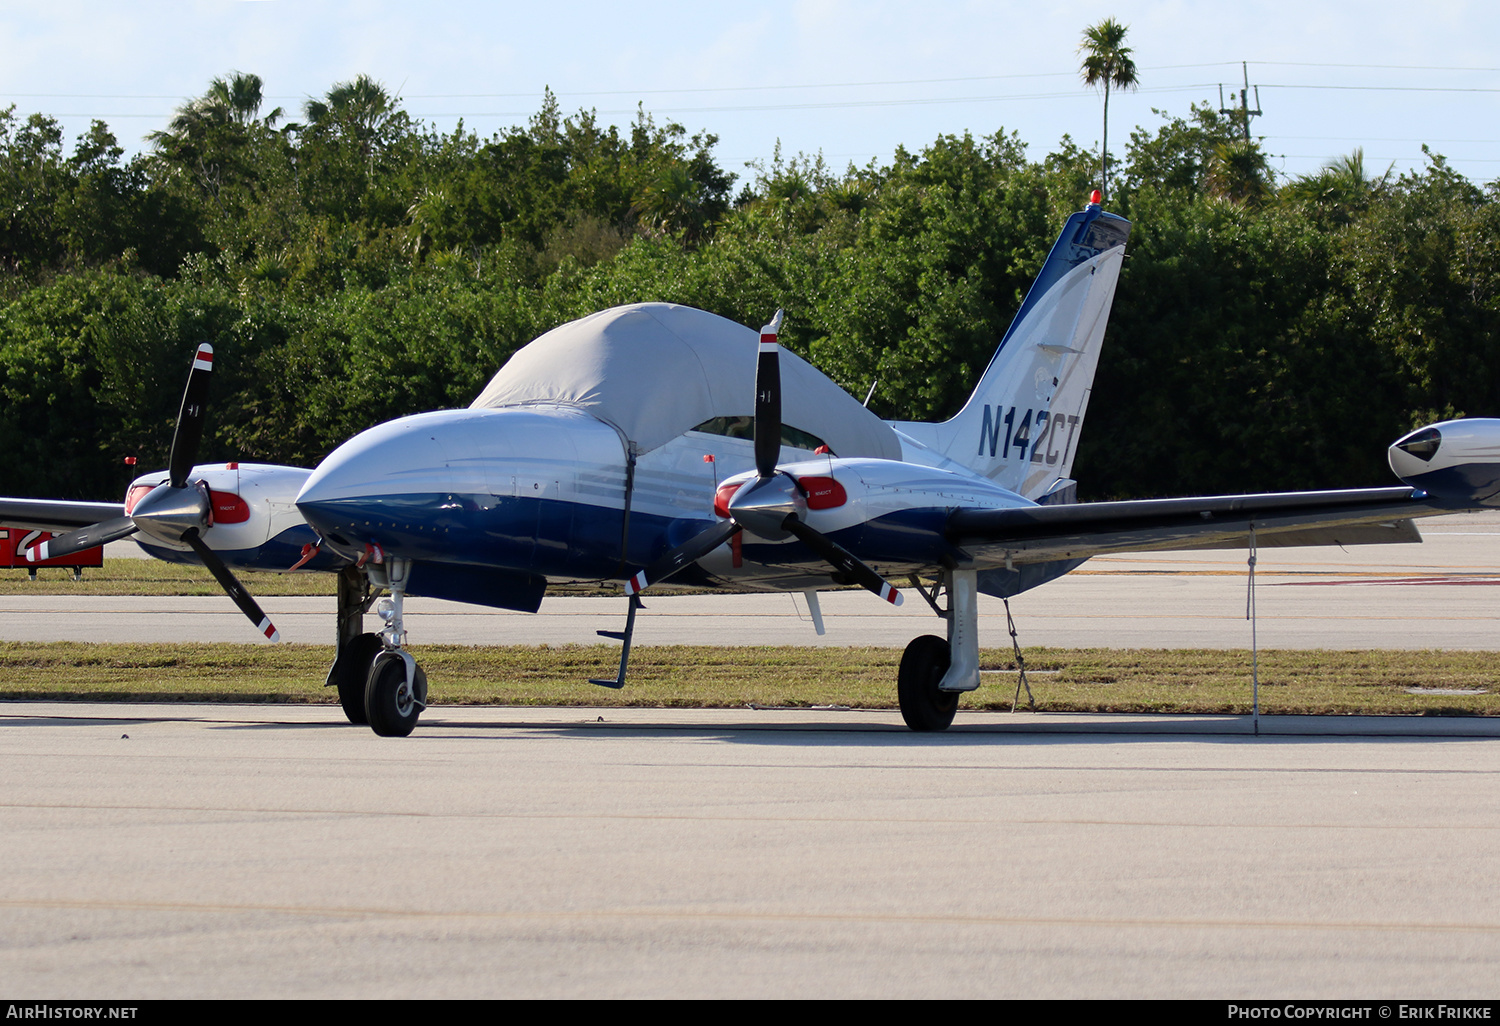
27, 83, 1227, 122
1277, 154, 1500, 162
1276, 134, 1500, 142
7, 56, 1500, 109
413, 85, 1217, 117
1261, 83, 1500, 93
16, 82, 1500, 126
0, 66, 1233, 102
1253, 60, 1500, 72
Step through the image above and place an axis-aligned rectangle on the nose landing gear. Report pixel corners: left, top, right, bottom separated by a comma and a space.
327, 559, 428, 736
364, 557, 426, 737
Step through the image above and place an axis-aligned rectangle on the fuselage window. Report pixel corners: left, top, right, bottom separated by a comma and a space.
690, 416, 828, 453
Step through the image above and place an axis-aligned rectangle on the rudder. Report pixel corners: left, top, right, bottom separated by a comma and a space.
893, 201, 1131, 500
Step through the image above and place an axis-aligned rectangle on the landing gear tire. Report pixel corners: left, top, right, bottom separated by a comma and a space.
328, 632, 383, 725
898, 634, 958, 732
365, 651, 427, 738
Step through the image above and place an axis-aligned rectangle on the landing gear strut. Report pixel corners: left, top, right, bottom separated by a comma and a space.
363, 557, 426, 737
898, 568, 981, 732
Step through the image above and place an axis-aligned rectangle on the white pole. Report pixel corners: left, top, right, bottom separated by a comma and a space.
1247, 526, 1259, 736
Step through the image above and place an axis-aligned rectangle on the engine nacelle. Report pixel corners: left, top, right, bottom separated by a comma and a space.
700, 457, 1033, 580
1388, 418, 1500, 507
126, 462, 338, 572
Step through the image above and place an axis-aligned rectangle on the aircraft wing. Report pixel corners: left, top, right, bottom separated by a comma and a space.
947, 486, 1435, 564
0, 497, 127, 533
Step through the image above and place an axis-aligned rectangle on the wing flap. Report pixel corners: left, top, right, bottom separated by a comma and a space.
1183, 518, 1422, 550
948, 487, 1433, 564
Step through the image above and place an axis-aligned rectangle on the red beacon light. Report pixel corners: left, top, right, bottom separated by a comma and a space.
1089, 189, 1103, 207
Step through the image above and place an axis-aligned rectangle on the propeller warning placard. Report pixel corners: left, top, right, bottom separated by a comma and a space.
0, 529, 104, 569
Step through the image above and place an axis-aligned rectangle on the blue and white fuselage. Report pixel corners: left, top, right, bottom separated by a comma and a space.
293, 403, 1036, 604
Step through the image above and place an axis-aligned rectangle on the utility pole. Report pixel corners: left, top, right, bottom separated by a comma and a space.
1218, 61, 1263, 140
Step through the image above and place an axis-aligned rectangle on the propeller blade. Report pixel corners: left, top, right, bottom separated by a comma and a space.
180, 527, 281, 642
624, 519, 742, 596
26, 516, 139, 562
782, 515, 903, 606
168, 344, 215, 489
753, 310, 784, 479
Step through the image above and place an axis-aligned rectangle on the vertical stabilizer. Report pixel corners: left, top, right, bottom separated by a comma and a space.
893, 202, 1130, 499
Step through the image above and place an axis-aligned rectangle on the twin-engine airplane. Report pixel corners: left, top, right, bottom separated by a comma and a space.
6, 195, 1500, 736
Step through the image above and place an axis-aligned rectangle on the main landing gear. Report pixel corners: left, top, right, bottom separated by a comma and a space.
327, 559, 427, 737
899, 568, 981, 731
898, 635, 958, 731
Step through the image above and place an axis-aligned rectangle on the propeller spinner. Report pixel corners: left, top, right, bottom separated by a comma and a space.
28, 344, 281, 642
625, 311, 902, 606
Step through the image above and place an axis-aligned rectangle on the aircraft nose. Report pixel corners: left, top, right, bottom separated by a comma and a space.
295, 412, 470, 552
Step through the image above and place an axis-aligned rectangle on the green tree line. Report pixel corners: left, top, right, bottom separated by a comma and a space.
2, 72, 1496, 501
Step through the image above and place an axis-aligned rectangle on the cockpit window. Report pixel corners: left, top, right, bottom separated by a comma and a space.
1396, 427, 1442, 462
690, 416, 828, 453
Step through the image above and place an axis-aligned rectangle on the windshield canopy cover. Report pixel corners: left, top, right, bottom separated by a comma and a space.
470, 303, 901, 458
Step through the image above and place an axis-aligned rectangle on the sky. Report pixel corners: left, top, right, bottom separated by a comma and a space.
3, 0, 1499, 190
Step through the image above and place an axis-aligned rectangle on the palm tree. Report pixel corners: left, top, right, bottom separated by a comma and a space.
1203, 140, 1272, 206
1281, 148, 1394, 224
150, 71, 281, 146
302, 75, 397, 162
147, 72, 283, 202
1078, 18, 1139, 201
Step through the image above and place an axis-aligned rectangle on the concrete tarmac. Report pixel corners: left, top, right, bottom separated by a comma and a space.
5, 513, 1500, 997
3, 702, 1500, 999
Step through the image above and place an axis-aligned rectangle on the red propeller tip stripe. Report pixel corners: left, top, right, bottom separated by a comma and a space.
258, 617, 280, 643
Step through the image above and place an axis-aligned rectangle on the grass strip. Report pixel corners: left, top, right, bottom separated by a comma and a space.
0, 561, 623, 597
0, 560, 332, 596
0, 642, 1495, 716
